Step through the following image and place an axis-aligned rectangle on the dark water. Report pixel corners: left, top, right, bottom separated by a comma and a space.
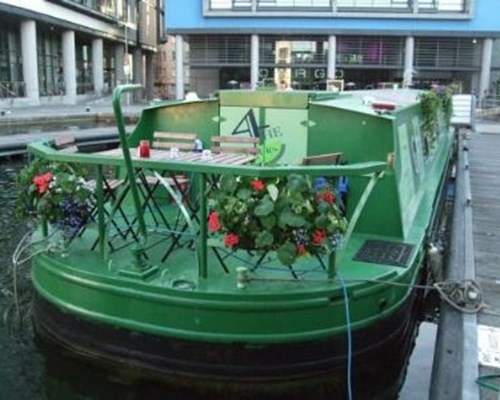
0, 120, 112, 136
0, 157, 437, 400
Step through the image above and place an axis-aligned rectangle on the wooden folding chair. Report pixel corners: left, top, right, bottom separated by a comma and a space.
142, 132, 198, 203
302, 152, 343, 166
136, 132, 199, 250
210, 136, 259, 155
153, 131, 199, 151
52, 136, 133, 247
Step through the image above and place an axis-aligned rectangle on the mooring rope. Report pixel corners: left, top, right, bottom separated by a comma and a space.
10, 229, 54, 321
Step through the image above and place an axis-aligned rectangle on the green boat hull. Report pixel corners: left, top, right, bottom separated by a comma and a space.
26, 87, 455, 397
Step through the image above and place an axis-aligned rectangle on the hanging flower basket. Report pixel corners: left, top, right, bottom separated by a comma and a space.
419, 85, 453, 147
16, 158, 95, 238
208, 174, 348, 266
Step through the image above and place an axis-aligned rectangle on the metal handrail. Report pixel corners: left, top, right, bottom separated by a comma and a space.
28, 138, 388, 279
0, 81, 26, 99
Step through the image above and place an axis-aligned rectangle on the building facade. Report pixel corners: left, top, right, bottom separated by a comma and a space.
0, 0, 162, 106
165, 0, 500, 102
154, 36, 190, 99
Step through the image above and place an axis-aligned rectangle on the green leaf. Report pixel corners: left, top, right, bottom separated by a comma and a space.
317, 201, 330, 214
277, 241, 297, 266
287, 174, 309, 193
254, 200, 274, 216
259, 214, 276, 230
237, 188, 252, 200
255, 231, 274, 248
279, 210, 306, 227
314, 214, 328, 229
234, 201, 248, 214
267, 184, 279, 202
220, 175, 238, 194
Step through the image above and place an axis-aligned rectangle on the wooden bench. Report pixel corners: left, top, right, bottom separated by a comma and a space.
302, 152, 343, 166
211, 135, 259, 155
153, 132, 199, 151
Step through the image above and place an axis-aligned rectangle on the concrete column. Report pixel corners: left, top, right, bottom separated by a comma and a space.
114, 43, 126, 85
145, 51, 154, 100
62, 30, 77, 103
133, 47, 143, 85
92, 38, 104, 95
327, 35, 336, 80
133, 46, 143, 101
479, 38, 493, 107
250, 34, 259, 89
403, 36, 415, 88
175, 34, 184, 100
20, 20, 39, 104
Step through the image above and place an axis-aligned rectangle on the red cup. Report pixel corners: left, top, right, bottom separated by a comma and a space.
139, 140, 150, 158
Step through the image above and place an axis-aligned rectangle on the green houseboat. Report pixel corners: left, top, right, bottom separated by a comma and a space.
24, 86, 454, 398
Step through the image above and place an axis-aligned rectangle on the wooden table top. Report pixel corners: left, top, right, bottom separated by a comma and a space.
97, 147, 256, 166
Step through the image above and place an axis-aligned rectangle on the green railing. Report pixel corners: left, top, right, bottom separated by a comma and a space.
28, 140, 386, 279
26, 84, 388, 281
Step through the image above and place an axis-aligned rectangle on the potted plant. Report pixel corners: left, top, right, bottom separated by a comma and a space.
17, 158, 95, 254
208, 174, 348, 267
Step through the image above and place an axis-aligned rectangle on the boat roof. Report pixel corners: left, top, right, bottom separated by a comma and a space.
310, 89, 422, 116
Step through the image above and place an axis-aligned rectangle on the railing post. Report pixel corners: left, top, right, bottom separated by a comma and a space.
96, 165, 106, 257
328, 249, 337, 280
198, 173, 208, 279
113, 84, 159, 280
42, 216, 48, 237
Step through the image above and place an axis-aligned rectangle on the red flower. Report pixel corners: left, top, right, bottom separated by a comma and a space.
296, 243, 307, 256
32, 172, 53, 194
312, 229, 326, 245
322, 191, 335, 204
250, 179, 265, 191
316, 191, 335, 204
208, 212, 221, 233
224, 233, 240, 248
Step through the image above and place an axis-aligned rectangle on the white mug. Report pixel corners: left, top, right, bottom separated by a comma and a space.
201, 149, 212, 161
169, 147, 180, 159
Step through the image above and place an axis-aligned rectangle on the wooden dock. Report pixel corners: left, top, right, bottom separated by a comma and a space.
470, 123, 500, 400
431, 121, 500, 400
0, 126, 135, 157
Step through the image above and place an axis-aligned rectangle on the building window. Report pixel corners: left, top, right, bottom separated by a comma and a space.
416, 0, 464, 12
0, 22, 24, 97
103, 43, 115, 93
257, 0, 331, 10
189, 35, 251, 66
260, 36, 327, 66
76, 42, 93, 94
206, 0, 469, 14
57, 0, 128, 21
37, 29, 63, 96
415, 37, 480, 68
209, 0, 252, 10
337, 36, 404, 67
